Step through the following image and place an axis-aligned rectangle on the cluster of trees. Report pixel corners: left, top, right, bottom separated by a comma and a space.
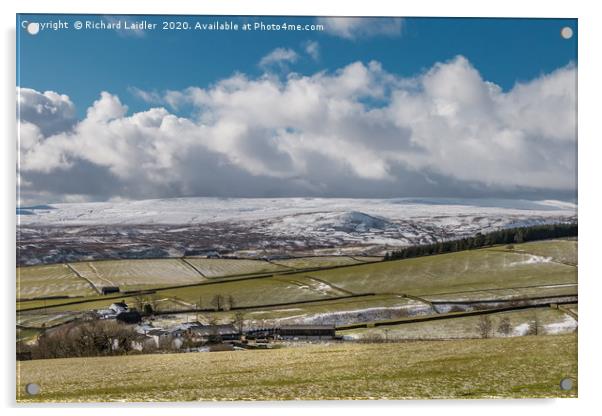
18, 320, 139, 360
477, 314, 541, 339
385, 223, 577, 261
133, 294, 159, 314
18, 310, 250, 360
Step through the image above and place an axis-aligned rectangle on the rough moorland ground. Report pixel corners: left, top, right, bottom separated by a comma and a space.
17, 334, 577, 402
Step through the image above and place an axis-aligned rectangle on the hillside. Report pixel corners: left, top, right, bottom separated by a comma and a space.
17, 240, 577, 331
17, 334, 577, 402
17, 197, 576, 265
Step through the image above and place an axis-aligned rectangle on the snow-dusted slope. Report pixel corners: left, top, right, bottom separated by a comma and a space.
17, 197, 576, 265
18, 197, 576, 226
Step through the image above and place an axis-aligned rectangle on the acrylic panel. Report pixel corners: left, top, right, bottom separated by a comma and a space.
16, 14, 577, 402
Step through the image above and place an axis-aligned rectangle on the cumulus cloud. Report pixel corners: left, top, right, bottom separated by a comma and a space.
17, 88, 76, 136
259, 47, 299, 70
316, 17, 403, 39
17, 56, 576, 203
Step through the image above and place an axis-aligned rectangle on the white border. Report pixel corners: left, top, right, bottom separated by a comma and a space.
2, 0, 601, 415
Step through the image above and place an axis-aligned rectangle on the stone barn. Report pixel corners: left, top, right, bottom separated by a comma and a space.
278, 325, 336, 340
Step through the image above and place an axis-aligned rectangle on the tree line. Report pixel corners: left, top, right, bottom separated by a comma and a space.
384, 223, 577, 261
132, 293, 238, 314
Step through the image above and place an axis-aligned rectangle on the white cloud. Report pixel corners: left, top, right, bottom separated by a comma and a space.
128, 86, 163, 104
17, 87, 76, 136
259, 47, 299, 70
85, 91, 128, 122
17, 56, 576, 203
316, 17, 403, 39
304, 40, 320, 60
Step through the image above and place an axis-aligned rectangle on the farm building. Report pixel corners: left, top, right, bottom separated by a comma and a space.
101, 286, 120, 295
109, 302, 128, 314
130, 334, 156, 352
116, 310, 142, 324
245, 327, 278, 340
97, 301, 130, 319
146, 328, 171, 348
189, 324, 240, 341
278, 325, 336, 340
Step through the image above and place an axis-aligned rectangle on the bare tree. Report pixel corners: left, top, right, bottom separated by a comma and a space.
226, 295, 235, 311
210, 294, 224, 311
148, 294, 161, 312
133, 295, 145, 311
233, 311, 245, 334
527, 313, 542, 336
498, 317, 512, 336
477, 315, 493, 339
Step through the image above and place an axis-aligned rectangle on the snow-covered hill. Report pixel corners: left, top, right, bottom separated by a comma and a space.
17, 197, 577, 265
18, 197, 575, 226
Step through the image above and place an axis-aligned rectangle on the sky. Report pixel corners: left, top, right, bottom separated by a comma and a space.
16, 15, 577, 204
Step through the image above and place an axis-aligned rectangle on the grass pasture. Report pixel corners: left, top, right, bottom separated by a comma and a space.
339, 306, 577, 341
157, 276, 337, 308
17, 311, 84, 329
502, 239, 577, 265
34, 275, 340, 314
17, 334, 577, 402
309, 247, 577, 297
422, 283, 577, 302
182, 258, 289, 277
68, 259, 206, 291
17, 241, 578, 325
17, 264, 97, 299
270, 256, 365, 269
220, 294, 431, 324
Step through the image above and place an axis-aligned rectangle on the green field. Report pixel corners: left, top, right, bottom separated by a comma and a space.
270, 256, 367, 269
17, 311, 84, 328
422, 284, 577, 302
68, 259, 206, 291
506, 239, 578, 265
17, 264, 97, 299
308, 242, 577, 297
16, 334, 577, 402
16, 240, 578, 326
16, 255, 386, 300
183, 258, 289, 277
29, 275, 340, 314
184, 294, 431, 324
340, 306, 577, 341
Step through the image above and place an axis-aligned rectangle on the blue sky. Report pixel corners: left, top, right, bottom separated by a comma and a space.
16, 15, 578, 203
17, 15, 576, 118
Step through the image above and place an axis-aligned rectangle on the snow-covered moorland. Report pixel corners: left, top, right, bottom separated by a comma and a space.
17, 197, 576, 265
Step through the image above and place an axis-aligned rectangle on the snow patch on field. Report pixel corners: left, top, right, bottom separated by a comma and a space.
544, 315, 578, 334
512, 323, 531, 336
509, 254, 553, 267
269, 303, 434, 326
